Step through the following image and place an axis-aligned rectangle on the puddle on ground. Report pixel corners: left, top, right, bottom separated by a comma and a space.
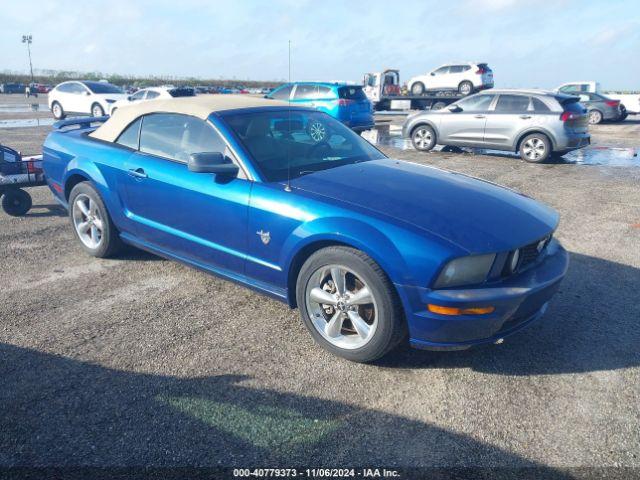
0, 117, 56, 128
0, 103, 48, 113
362, 125, 639, 167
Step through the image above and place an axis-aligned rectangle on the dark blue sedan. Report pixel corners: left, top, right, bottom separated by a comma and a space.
42, 96, 568, 362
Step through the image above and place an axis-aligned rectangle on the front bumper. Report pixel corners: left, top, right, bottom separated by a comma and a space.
398, 240, 569, 350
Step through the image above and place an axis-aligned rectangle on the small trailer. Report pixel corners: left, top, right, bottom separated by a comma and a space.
363, 69, 471, 112
0, 145, 46, 216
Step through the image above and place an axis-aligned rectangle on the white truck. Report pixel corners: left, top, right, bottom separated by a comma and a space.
556, 81, 639, 117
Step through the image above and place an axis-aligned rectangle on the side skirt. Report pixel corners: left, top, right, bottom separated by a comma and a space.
119, 232, 290, 304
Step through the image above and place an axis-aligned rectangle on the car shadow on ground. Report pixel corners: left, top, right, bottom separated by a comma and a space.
22, 203, 67, 218
377, 253, 640, 376
0, 342, 570, 476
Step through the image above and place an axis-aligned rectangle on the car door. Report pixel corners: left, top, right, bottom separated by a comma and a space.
437, 94, 495, 146
447, 65, 465, 89
59, 82, 85, 113
483, 94, 534, 149
429, 66, 450, 90
119, 113, 252, 274
72, 82, 92, 114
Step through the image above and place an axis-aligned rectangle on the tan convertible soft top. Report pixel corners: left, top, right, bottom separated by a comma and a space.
90, 95, 289, 143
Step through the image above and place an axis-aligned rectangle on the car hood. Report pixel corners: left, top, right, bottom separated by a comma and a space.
288, 159, 558, 253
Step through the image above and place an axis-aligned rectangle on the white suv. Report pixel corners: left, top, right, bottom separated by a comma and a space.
48, 81, 127, 119
110, 86, 195, 114
407, 63, 494, 96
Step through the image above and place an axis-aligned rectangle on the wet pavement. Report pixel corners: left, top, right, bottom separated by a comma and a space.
362, 125, 640, 167
0, 103, 48, 113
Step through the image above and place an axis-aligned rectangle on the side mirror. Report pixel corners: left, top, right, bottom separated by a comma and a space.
84, 91, 90, 96
127, 96, 132, 101
448, 105, 462, 113
188, 152, 239, 177
430, 72, 435, 76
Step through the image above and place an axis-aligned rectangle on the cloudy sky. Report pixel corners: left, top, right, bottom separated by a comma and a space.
2, 0, 639, 89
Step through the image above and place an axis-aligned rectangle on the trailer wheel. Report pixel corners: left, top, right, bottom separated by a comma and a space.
2, 189, 32, 216
411, 82, 425, 95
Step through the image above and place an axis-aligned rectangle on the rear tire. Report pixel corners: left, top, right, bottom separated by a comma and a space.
51, 101, 66, 120
68, 182, 122, 258
411, 82, 425, 95
411, 124, 437, 151
296, 246, 406, 363
458, 81, 474, 96
520, 133, 551, 163
2, 189, 32, 216
588, 109, 603, 125
91, 103, 105, 117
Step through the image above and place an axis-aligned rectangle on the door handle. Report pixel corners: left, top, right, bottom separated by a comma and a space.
474, 115, 486, 119
519, 115, 532, 119
128, 168, 147, 179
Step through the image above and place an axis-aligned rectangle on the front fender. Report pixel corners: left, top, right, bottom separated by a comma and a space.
282, 216, 409, 286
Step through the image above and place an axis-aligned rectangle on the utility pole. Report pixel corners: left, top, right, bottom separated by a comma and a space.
22, 34, 34, 86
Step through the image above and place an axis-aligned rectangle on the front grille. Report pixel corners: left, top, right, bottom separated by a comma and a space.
519, 235, 551, 270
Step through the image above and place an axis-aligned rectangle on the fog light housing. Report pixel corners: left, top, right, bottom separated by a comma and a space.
428, 304, 495, 316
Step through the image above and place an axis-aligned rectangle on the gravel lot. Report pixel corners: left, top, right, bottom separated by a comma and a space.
1, 94, 639, 474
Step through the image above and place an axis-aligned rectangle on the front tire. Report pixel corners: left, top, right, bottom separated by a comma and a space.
411, 82, 425, 95
69, 182, 122, 258
411, 124, 437, 151
91, 103, 105, 117
51, 101, 66, 120
2, 189, 32, 216
520, 133, 551, 163
296, 246, 406, 363
458, 81, 473, 96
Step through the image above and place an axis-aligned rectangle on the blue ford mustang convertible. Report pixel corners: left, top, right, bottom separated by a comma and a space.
42, 96, 569, 362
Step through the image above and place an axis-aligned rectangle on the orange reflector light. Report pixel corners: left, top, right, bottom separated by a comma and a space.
428, 304, 495, 316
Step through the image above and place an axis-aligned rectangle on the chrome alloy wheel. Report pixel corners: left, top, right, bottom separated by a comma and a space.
92, 104, 104, 117
522, 137, 546, 161
305, 265, 378, 350
72, 193, 104, 249
308, 121, 327, 142
413, 127, 433, 149
52, 103, 62, 118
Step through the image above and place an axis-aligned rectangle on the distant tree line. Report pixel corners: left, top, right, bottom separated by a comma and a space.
0, 68, 283, 88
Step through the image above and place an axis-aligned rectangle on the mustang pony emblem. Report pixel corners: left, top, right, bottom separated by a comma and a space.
257, 230, 271, 245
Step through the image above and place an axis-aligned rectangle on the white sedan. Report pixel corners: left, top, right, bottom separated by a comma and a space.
48, 81, 127, 119
110, 86, 195, 114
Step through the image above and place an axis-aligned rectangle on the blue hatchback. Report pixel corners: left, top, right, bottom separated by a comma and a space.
42, 96, 568, 363
267, 82, 375, 133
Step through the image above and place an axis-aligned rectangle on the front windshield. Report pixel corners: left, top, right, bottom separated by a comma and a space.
222, 110, 385, 182
83, 81, 123, 94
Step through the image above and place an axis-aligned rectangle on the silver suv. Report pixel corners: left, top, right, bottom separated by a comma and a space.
402, 89, 590, 162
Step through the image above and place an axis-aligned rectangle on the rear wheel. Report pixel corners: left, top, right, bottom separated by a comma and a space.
51, 101, 66, 120
296, 246, 406, 363
458, 81, 473, 96
411, 82, 425, 95
1, 189, 32, 216
520, 133, 551, 163
91, 103, 105, 117
411, 124, 437, 151
588, 109, 603, 125
69, 182, 122, 258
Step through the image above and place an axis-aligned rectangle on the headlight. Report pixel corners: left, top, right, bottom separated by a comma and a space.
433, 254, 496, 289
